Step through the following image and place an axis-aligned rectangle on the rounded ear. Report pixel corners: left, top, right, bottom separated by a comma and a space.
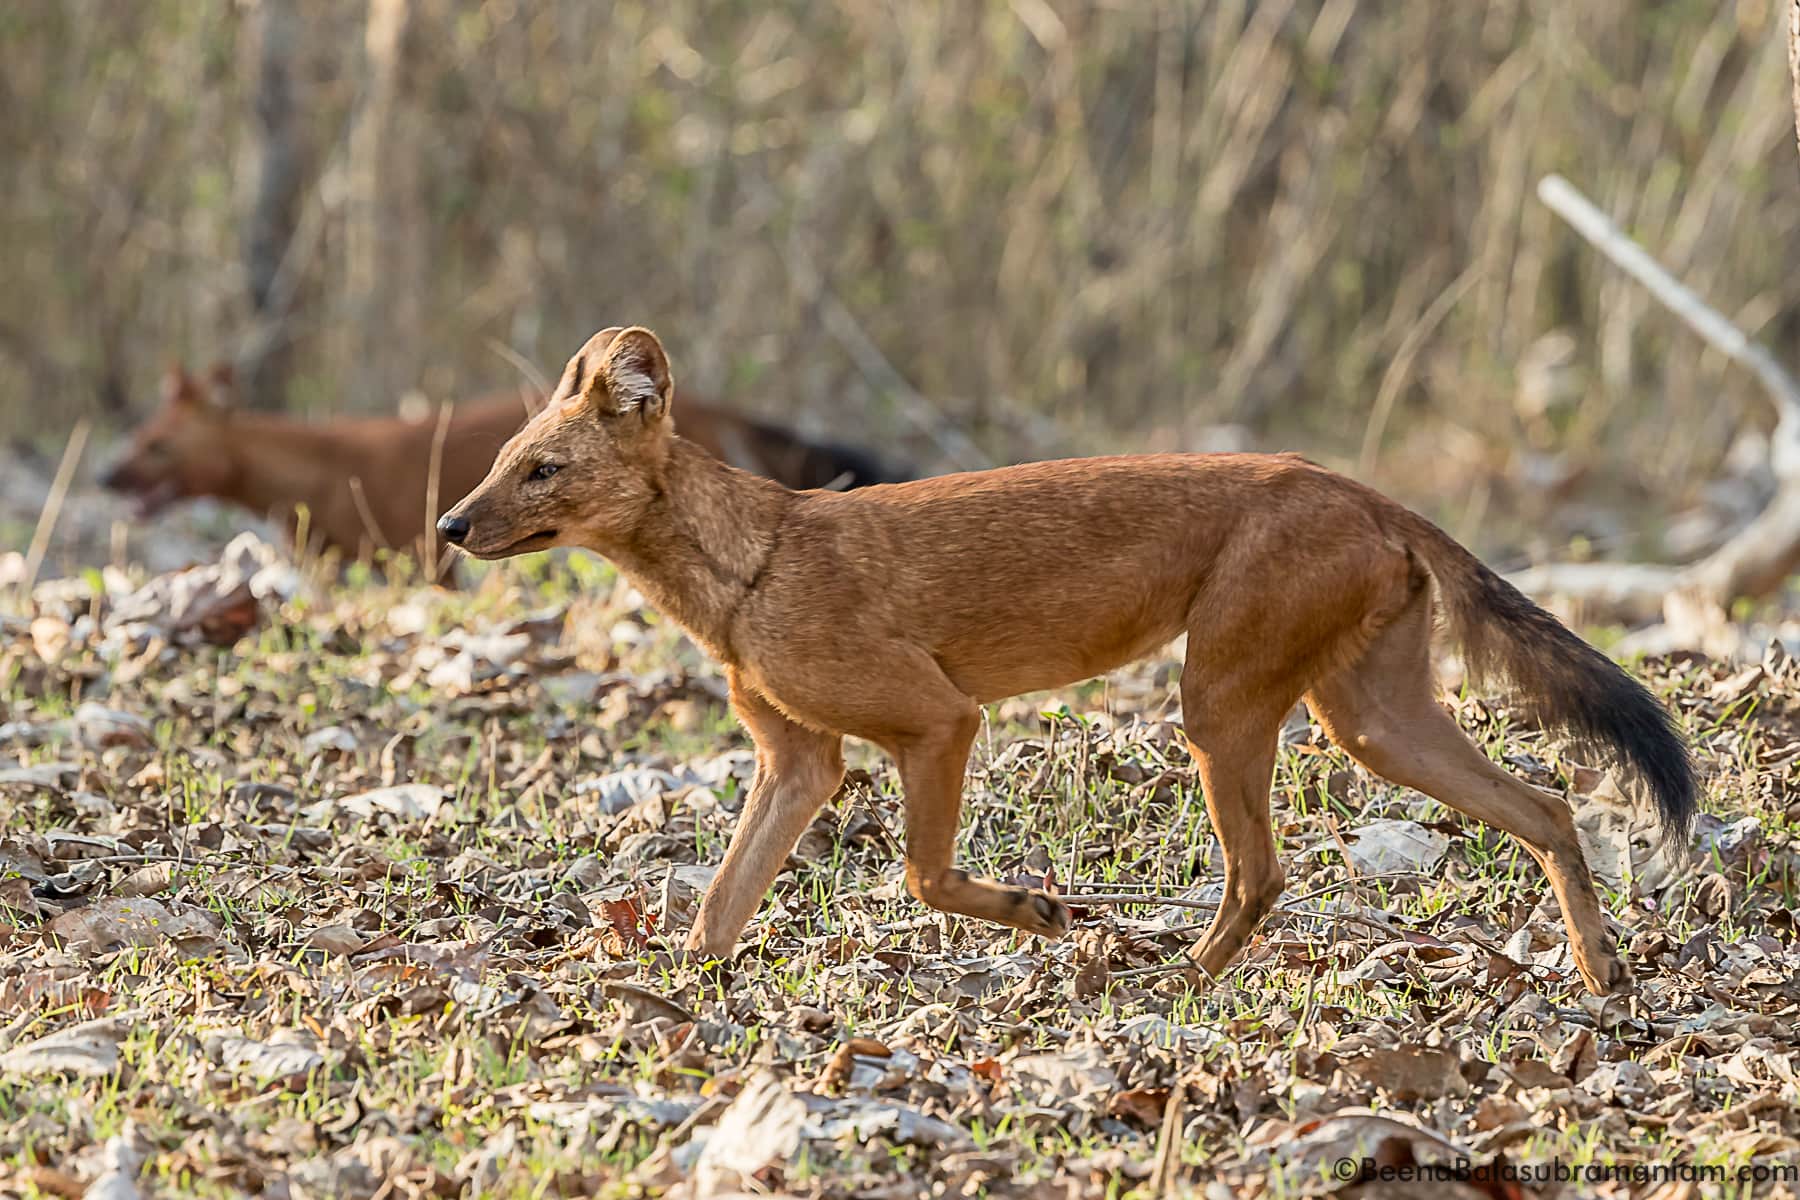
555, 326, 625, 413
202, 361, 238, 410
597, 326, 673, 421
161, 363, 197, 407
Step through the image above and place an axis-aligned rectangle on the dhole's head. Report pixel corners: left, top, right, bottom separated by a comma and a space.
438, 326, 674, 558
100, 363, 238, 517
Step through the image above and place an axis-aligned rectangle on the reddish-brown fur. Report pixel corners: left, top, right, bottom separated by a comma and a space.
441, 326, 1695, 996
101, 363, 904, 567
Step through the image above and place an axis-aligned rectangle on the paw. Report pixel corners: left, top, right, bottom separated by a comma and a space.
668, 945, 737, 983
678, 929, 737, 967
1014, 888, 1073, 939
1582, 950, 1634, 996
1182, 941, 1230, 991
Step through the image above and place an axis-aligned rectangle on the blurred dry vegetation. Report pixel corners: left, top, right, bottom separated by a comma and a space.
5, 1, 1800, 563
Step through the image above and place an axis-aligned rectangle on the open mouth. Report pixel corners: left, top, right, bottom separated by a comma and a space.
464, 529, 558, 559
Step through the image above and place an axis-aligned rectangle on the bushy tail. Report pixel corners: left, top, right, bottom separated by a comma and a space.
1394, 508, 1697, 847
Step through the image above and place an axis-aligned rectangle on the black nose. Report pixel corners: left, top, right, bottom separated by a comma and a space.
438, 514, 470, 544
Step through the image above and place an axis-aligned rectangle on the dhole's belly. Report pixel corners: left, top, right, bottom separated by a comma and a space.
941, 615, 1188, 703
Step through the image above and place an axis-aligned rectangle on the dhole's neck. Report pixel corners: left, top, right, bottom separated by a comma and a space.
604, 437, 791, 663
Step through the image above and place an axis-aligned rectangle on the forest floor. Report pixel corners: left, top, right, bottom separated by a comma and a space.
1, 536, 1799, 1199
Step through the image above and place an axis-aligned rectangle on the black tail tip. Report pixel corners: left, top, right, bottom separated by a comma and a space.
1650, 749, 1699, 852
815, 443, 913, 489
1547, 650, 1697, 852
1628, 698, 1698, 852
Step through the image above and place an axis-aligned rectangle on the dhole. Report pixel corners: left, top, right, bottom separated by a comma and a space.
100, 363, 906, 567
440, 326, 1696, 996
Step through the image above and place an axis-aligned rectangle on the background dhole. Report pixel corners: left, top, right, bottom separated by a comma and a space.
440, 326, 1697, 997
100, 362, 908, 570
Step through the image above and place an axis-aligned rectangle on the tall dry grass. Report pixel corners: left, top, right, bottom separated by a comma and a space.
2, 1, 1797, 557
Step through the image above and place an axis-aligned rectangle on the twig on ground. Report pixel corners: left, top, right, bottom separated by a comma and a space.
16, 419, 90, 604
346, 476, 391, 554
1147, 1063, 1187, 1198
1064, 871, 1427, 913
1110, 961, 1192, 980
422, 399, 455, 581
1060, 892, 1217, 910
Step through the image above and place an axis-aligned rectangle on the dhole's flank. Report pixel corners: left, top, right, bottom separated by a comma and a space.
100, 363, 907, 569
441, 326, 1695, 996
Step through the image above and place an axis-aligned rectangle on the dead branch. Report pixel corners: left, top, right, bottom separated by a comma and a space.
16, 421, 90, 604
1537, 175, 1800, 462
1503, 561, 1675, 625
1511, 175, 1800, 625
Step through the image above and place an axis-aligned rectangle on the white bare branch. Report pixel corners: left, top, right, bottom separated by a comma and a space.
1537, 174, 1800, 443
1515, 173, 1800, 623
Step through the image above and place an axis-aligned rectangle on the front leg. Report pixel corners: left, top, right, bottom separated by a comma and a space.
686, 676, 844, 957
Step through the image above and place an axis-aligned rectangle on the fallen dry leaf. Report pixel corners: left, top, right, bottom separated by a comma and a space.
45, 897, 222, 954
1340, 818, 1449, 875
1342, 1045, 1470, 1102
0, 1016, 130, 1078
689, 1072, 806, 1197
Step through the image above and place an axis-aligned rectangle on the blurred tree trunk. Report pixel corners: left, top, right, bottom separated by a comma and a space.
345, 0, 422, 410
1791, 2, 1800, 154
240, 0, 303, 411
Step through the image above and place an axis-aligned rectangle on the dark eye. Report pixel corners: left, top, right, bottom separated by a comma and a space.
529, 463, 560, 482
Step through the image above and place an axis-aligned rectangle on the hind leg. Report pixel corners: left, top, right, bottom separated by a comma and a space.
1183, 723, 1287, 981
1305, 594, 1626, 994
1178, 646, 1300, 982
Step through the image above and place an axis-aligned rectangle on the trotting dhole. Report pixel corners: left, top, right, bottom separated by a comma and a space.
439, 326, 1696, 996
